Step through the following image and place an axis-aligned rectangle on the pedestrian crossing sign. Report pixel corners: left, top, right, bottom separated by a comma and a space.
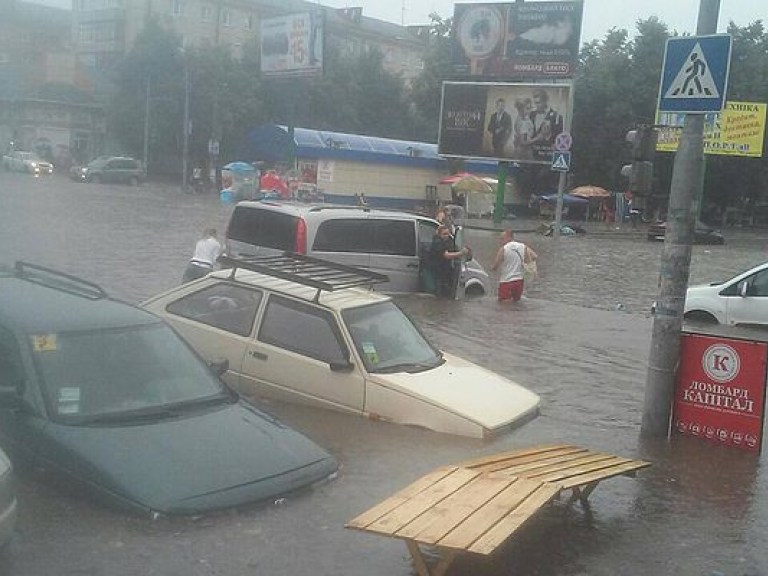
659, 34, 731, 113
551, 151, 570, 172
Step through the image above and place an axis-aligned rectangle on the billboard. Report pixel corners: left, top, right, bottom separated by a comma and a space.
674, 334, 767, 454
452, 2, 583, 79
260, 11, 323, 78
438, 82, 570, 164
656, 101, 766, 158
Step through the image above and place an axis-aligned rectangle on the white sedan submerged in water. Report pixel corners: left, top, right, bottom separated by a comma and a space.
142, 256, 540, 438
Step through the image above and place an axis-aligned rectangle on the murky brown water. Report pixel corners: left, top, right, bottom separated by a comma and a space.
0, 172, 766, 575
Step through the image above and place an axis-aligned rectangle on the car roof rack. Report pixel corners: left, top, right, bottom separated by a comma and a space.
219, 253, 389, 302
14, 261, 108, 300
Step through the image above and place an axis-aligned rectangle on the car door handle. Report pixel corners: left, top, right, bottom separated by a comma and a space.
407, 263, 419, 268
249, 350, 268, 361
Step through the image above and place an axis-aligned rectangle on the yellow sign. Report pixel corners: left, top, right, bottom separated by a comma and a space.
656, 101, 766, 158
31, 334, 58, 352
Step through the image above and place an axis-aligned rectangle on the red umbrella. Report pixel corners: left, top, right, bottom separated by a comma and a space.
260, 171, 290, 198
438, 172, 493, 193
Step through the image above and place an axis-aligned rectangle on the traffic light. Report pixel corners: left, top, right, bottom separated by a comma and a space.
625, 125, 658, 196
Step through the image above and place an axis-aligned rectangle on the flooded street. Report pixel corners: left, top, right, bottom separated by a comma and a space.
0, 172, 766, 576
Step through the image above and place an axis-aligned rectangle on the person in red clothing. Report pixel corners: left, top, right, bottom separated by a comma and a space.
491, 229, 537, 302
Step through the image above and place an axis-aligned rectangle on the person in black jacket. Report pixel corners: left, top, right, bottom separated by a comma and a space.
487, 98, 513, 157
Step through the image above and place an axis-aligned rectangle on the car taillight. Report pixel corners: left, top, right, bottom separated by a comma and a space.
294, 218, 307, 254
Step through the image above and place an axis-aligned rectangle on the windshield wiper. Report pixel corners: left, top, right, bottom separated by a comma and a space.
79, 406, 181, 425
376, 359, 443, 374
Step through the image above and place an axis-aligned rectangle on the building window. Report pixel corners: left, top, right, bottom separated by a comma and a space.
245, 15, 253, 30
201, 5, 211, 21
172, 0, 183, 16
222, 8, 231, 27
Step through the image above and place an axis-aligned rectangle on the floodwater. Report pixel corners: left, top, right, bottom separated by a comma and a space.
0, 172, 766, 576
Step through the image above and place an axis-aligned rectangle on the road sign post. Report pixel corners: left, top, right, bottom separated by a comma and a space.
643, 0, 726, 438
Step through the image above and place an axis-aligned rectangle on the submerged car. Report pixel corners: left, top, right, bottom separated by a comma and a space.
647, 221, 725, 245
2, 151, 54, 175
0, 262, 337, 515
684, 261, 768, 326
224, 201, 490, 297
141, 254, 540, 439
69, 156, 144, 185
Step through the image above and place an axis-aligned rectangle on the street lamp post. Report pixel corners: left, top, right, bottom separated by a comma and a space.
143, 75, 150, 173
182, 57, 190, 191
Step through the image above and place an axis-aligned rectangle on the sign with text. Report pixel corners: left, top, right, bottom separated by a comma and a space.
673, 333, 767, 453
452, 2, 583, 79
438, 81, 570, 164
261, 11, 324, 78
656, 101, 766, 158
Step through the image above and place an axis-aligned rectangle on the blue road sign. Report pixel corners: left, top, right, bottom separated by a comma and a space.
551, 151, 571, 172
659, 34, 731, 113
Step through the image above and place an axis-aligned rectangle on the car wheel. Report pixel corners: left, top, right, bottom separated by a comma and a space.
684, 310, 718, 324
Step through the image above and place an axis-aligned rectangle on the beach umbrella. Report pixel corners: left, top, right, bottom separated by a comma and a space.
223, 161, 256, 172
570, 185, 610, 199
438, 172, 494, 194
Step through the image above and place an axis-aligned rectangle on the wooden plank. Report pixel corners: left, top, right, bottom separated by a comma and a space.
489, 452, 614, 478
397, 475, 513, 544
346, 466, 457, 530
365, 468, 480, 536
455, 444, 575, 469
534, 457, 632, 484
467, 483, 561, 555
466, 447, 589, 474
556, 460, 652, 490
436, 477, 543, 551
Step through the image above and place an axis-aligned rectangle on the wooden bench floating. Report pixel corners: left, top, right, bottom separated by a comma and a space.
346, 444, 651, 576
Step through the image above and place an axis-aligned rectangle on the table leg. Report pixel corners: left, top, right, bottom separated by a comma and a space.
406, 542, 458, 576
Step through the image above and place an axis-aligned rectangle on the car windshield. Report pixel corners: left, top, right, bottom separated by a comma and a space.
342, 301, 443, 373
31, 323, 230, 423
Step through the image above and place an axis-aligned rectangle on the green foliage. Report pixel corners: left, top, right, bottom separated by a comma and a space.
106, 15, 768, 204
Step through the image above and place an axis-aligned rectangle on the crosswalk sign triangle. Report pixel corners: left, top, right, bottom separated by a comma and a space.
664, 42, 720, 99
552, 153, 569, 170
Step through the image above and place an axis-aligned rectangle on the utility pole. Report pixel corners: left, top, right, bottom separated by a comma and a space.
641, 0, 721, 437
143, 75, 150, 173
182, 56, 190, 191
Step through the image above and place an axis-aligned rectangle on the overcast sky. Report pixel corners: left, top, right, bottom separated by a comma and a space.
32, 0, 765, 42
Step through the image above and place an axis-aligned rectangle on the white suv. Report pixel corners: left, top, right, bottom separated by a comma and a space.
141, 254, 539, 438
224, 201, 490, 297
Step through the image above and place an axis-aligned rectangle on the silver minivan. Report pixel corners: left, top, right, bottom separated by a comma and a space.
224, 202, 489, 296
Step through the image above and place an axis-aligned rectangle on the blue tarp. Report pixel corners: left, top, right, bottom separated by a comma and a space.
538, 193, 589, 205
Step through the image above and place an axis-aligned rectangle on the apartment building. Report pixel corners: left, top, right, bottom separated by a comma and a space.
72, 1, 428, 82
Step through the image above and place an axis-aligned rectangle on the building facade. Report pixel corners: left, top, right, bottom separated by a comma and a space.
0, 1, 104, 165
72, 1, 428, 82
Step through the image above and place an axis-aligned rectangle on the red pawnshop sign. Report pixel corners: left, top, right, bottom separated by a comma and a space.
673, 333, 767, 453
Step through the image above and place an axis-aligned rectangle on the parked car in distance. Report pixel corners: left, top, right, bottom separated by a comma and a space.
141, 254, 540, 438
684, 261, 768, 326
647, 221, 725, 245
69, 156, 144, 185
0, 261, 337, 516
224, 201, 490, 297
2, 151, 54, 175
0, 446, 17, 549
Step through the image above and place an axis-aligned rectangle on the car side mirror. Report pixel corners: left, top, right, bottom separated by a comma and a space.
329, 360, 355, 373
208, 357, 230, 377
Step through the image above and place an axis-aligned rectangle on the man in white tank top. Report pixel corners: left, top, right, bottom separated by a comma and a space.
491, 229, 537, 301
